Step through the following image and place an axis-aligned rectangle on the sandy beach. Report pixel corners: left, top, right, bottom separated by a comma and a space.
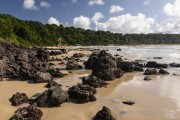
1, 45, 180, 120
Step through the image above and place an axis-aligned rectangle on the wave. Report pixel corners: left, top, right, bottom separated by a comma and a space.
170, 53, 180, 59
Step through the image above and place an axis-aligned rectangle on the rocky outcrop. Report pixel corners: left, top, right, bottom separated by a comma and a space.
68, 84, 96, 103
34, 72, 53, 83
49, 68, 66, 78
158, 69, 169, 75
9, 92, 28, 106
144, 68, 158, 75
30, 85, 69, 107
117, 61, 134, 72
94, 106, 116, 120
88, 50, 123, 81
82, 76, 108, 88
73, 53, 85, 58
44, 80, 61, 88
146, 61, 168, 68
66, 59, 82, 70
169, 63, 180, 67
10, 103, 43, 120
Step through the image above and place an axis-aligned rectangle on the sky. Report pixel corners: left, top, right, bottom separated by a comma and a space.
0, 0, 180, 34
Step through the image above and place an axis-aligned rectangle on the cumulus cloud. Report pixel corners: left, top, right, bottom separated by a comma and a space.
73, 15, 91, 29
155, 17, 180, 33
95, 13, 155, 33
163, 0, 180, 17
91, 12, 104, 23
48, 17, 60, 26
23, 0, 38, 10
40, 1, 50, 8
110, 5, 124, 14
88, 0, 104, 6
72, 0, 78, 3
143, 0, 151, 6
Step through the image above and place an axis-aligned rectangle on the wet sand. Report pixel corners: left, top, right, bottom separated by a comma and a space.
1, 46, 180, 120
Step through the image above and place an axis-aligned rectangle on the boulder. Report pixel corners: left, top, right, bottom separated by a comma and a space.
94, 106, 116, 120
146, 61, 168, 68
117, 61, 134, 72
134, 66, 144, 72
9, 103, 43, 120
169, 63, 180, 67
66, 60, 82, 70
144, 76, 152, 81
144, 68, 158, 75
89, 50, 123, 81
30, 85, 69, 107
44, 80, 61, 88
158, 69, 169, 75
73, 53, 85, 58
49, 68, 66, 78
82, 76, 108, 88
68, 84, 96, 103
117, 48, 122, 51
9, 92, 28, 106
34, 72, 53, 83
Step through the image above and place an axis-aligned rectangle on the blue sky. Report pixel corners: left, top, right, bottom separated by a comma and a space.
0, 0, 180, 33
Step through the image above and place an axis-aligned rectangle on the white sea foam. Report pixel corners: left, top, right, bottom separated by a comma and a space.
170, 53, 180, 59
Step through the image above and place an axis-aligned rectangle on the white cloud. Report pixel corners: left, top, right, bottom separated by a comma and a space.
95, 13, 155, 33
73, 15, 91, 29
143, 0, 151, 6
110, 5, 124, 14
72, 0, 78, 3
48, 17, 60, 26
23, 0, 38, 10
40, 1, 50, 8
163, 0, 180, 17
88, 0, 104, 6
155, 17, 180, 33
91, 12, 104, 23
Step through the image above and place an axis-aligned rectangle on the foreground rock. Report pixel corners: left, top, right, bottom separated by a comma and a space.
30, 85, 69, 107
144, 68, 158, 75
146, 61, 168, 68
87, 50, 123, 81
82, 76, 108, 88
144, 76, 152, 81
44, 80, 61, 88
94, 106, 116, 120
158, 69, 169, 75
9, 92, 28, 106
66, 59, 82, 70
34, 72, 53, 83
169, 63, 180, 67
68, 84, 96, 103
10, 103, 43, 120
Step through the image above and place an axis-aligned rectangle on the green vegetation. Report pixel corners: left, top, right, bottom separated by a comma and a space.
0, 14, 180, 46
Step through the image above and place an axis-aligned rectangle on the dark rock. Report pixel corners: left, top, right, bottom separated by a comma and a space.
169, 63, 180, 67
49, 68, 66, 78
30, 85, 69, 107
117, 48, 122, 51
144, 76, 152, 81
146, 61, 168, 68
94, 106, 116, 120
122, 100, 135, 105
144, 68, 158, 75
44, 80, 61, 88
134, 66, 144, 72
68, 84, 96, 103
9, 103, 43, 120
82, 76, 108, 88
117, 61, 134, 72
154, 57, 163, 59
50, 51, 63, 56
66, 60, 82, 70
114, 54, 119, 57
9, 92, 28, 106
35, 48, 50, 62
158, 69, 169, 75
89, 50, 123, 81
34, 72, 53, 83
